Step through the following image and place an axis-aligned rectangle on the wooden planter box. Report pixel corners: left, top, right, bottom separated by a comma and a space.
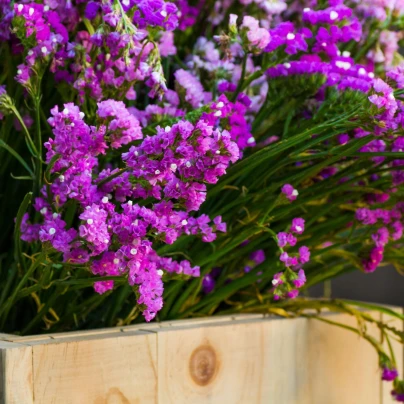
0, 310, 402, 404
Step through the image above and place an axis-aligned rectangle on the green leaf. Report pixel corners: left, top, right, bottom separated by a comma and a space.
340, 299, 404, 321
0, 139, 34, 178
14, 192, 33, 272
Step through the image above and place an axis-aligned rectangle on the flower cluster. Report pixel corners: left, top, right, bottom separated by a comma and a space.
271, 217, 310, 300
20, 99, 238, 321
13, 3, 69, 87
356, 205, 404, 273
1, 0, 404, 395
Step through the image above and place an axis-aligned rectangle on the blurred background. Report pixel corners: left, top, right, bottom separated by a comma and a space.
311, 267, 404, 306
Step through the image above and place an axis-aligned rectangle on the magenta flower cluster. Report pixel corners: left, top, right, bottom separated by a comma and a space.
20, 100, 238, 321
2, 0, 404, 395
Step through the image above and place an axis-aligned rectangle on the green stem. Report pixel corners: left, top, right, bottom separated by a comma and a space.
0, 251, 46, 329
232, 54, 248, 101
34, 97, 43, 195
10, 105, 38, 157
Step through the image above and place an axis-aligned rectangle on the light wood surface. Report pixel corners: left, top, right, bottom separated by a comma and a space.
0, 310, 401, 403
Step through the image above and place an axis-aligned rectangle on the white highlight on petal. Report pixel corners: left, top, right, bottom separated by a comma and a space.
247, 137, 255, 144
87, 219, 94, 225
286, 33, 295, 40
272, 279, 279, 285
130, 248, 137, 255
157, 269, 164, 276
49, 228, 56, 235
181, 219, 188, 225
335, 60, 351, 70
102, 197, 109, 203
330, 11, 338, 20
40, 207, 47, 215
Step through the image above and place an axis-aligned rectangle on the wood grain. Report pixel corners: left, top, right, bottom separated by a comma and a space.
307, 312, 382, 404
0, 341, 33, 404
0, 310, 401, 403
381, 308, 404, 404
156, 317, 311, 404
31, 331, 157, 404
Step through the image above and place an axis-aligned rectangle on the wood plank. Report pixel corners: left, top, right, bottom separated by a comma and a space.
0, 341, 33, 404
307, 312, 381, 404
30, 331, 157, 404
0, 310, 400, 403
382, 308, 404, 404
156, 316, 311, 404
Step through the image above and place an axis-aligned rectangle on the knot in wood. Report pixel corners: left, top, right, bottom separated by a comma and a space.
189, 345, 217, 386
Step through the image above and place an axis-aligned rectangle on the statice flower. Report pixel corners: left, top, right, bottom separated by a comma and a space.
382, 367, 399, 382
132, 0, 178, 31
97, 100, 143, 148
291, 218, 305, 234
265, 22, 311, 55
174, 69, 210, 108
12, 3, 69, 87
302, 5, 352, 25
240, 16, 270, 53
282, 184, 299, 201
203, 94, 254, 150
202, 274, 215, 293
20, 97, 241, 321
356, 205, 404, 273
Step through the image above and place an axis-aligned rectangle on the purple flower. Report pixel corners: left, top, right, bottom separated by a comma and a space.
94, 280, 115, 294
299, 246, 310, 264
240, 16, 270, 52
174, 69, 209, 108
250, 249, 265, 265
291, 218, 305, 234
382, 367, 398, 381
292, 269, 306, 288
282, 184, 298, 201
277, 232, 297, 248
85, 2, 100, 19
202, 274, 215, 293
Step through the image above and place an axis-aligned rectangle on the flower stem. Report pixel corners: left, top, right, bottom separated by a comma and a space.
34, 96, 43, 195
232, 53, 247, 101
